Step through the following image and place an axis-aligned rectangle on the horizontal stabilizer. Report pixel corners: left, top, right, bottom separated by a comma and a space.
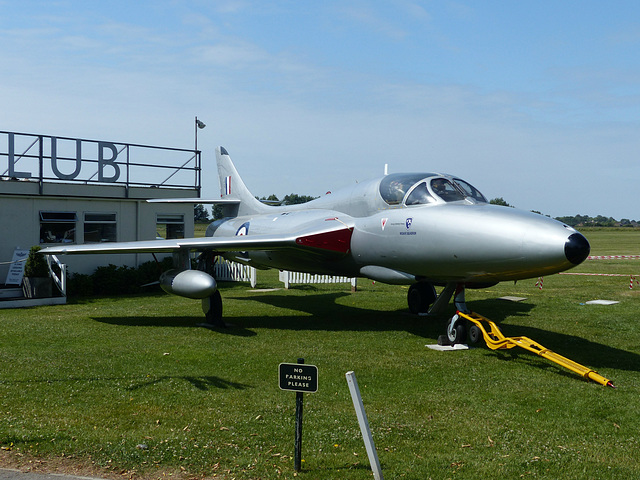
147, 198, 240, 204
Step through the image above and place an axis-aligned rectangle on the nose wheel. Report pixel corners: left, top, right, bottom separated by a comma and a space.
445, 313, 482, 346
447, 314, 467, 344
468, 324, 482, 344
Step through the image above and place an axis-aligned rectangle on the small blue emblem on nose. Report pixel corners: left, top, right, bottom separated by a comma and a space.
406, 218, 413, 229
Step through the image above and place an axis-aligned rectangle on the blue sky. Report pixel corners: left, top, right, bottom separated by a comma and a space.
1, 1, 639, 219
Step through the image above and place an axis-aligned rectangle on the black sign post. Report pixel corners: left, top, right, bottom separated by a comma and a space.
279, 358, 318, 472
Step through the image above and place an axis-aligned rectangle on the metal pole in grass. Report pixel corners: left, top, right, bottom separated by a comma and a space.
346, 371, 383, 480
294, 357, 304, 472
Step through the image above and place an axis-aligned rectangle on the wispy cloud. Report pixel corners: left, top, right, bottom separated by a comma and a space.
0, 1, 639, 219
338, 3, 409, 40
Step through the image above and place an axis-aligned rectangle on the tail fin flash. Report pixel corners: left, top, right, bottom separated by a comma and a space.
216, 147, 270, 217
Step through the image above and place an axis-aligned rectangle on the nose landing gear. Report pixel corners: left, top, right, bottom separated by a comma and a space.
446, 314, 467, 344
446, 283, 471, 344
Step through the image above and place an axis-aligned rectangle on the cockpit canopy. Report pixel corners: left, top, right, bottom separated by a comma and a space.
379, 173, 487, 206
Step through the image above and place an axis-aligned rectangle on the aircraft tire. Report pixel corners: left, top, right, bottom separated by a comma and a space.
407, 282, 437, 314
448, 322, 467, 345
204, 290, 224, 327
469, 325, 481, 344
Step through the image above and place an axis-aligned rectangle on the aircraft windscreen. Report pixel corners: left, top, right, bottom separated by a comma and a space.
430, 178, 465, 202
380, 173, 435, 205
405, 182, 436, 205
453, 178, 487, 203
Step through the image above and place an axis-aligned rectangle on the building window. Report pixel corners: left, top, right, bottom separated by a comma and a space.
84, 212, 117, 243
40, 211, 77, 244
156, 214, 184, 239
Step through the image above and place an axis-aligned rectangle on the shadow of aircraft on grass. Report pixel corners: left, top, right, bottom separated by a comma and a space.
91, 314, 258, 336
91, 291, 447, 337
90, 291, 640, 379
1, 374, 251, 391
127, 375, 250, 391
224, 290, 535, 339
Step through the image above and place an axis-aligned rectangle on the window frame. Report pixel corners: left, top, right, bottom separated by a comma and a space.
156, 213, 185, 239
39, 211, 78, 244
83, 212, 117, 243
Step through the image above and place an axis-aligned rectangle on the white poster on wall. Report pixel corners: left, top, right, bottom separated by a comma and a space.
5, 248, 28, 286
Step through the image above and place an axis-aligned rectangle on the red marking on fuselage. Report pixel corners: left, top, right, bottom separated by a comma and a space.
295, 228, 353, 254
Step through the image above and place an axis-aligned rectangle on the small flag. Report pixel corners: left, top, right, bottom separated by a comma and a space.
225, 176, 232, 195
196, 119, 206, 129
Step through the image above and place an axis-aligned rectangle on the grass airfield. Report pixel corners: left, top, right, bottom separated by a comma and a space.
1, 228, 639, 479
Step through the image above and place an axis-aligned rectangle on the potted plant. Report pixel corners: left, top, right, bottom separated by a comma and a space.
22, 246, 52, 298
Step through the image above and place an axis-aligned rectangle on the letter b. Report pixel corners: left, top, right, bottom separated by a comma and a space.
98, 142, 120, 182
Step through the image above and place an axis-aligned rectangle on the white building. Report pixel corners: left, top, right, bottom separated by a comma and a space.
1, 130, 200, 284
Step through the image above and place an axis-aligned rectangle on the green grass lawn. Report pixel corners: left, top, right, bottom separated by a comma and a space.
1, 228, 639, 479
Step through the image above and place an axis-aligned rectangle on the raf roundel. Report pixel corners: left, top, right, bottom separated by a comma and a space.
235, 222, 250, 236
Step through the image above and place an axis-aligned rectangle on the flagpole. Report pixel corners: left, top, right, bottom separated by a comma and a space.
195, 116, 206, 153
195, 116, 199, 153
194, 116, 206, 199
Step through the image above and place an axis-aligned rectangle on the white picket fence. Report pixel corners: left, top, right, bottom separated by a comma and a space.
213, 258, 357, 290
214, 258, 257, 287
279, 270, 357, 290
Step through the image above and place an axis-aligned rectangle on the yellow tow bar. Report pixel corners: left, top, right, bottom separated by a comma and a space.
456, 311, 615, 388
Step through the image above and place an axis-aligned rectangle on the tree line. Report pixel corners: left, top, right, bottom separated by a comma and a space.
489, 197, 636, 226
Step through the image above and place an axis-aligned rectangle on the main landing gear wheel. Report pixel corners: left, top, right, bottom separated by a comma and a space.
407, 282, 437, 314
203, 290, 225, 327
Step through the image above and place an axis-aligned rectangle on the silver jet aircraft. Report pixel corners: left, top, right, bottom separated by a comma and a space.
41, 147, 590, 343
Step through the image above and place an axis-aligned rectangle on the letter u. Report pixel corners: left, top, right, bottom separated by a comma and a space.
50, 138, 82, 180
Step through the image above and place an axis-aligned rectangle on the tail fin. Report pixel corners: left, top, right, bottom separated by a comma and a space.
216, 147, 270, 217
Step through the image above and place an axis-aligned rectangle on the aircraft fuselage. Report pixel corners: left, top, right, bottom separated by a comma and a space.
208, 199, 588, 285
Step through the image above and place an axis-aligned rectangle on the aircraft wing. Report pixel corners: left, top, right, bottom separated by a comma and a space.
40, 235, 296, 255
40, 225, 353, 256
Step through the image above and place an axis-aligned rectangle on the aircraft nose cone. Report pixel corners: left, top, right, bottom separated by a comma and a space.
565, 232, 590, 265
